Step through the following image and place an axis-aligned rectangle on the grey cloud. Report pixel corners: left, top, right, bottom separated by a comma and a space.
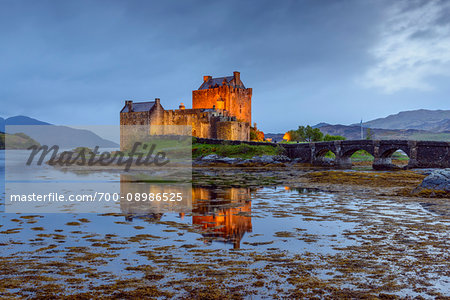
0, 0, 448, 132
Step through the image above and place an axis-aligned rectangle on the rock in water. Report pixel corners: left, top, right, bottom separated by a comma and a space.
250, 155, 274, 164
415, 169, 450, 195
273, 155, 291, 162
218, 157, 242, 164
202, 154, 221, 161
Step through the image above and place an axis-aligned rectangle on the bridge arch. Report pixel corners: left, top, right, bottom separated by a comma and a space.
341, 147, 375, 159
381, 148, 410, 168
313, 146, 337, 166
379, 146, 410, 158
340, 148, 374, 168
373, 143, 411, 170
315, 148, 335, 158
313, 142, 337, 157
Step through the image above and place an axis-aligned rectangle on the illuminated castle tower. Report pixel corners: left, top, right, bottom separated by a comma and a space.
192, 71, 252, 124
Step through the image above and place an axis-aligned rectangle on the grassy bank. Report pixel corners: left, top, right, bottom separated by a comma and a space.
192, 143, 283, 159
0, 132, 40, 149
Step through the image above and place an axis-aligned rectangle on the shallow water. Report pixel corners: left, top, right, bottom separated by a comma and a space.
0, 150, 449, 298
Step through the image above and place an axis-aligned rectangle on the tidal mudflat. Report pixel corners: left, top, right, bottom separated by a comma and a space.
0, 165, 449, 298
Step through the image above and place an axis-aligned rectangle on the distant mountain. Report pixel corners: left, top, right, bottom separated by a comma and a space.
264, 133, 285, 142
0, 117, 4, 133
6, 115, 51, 126
270, 109, 450, 142
431, 119, 450, 132
358, 109, 450, 132
3, 115, 118, 148
312, 122, 330, 129
318, 124, 450, 141
266, 126, 450, 142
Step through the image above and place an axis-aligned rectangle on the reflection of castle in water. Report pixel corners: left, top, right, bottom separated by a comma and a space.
192, 187, 252, 249
120, 174, 192, 221
120, 175, 253, 248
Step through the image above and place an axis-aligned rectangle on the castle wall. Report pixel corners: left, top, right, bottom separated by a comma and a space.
162, 109, 214, 138
121, 108, 250, 142
120, 111, 150, 126
192, 85, 252, 124
216, 121, 250, 141
120, 111, 150, 150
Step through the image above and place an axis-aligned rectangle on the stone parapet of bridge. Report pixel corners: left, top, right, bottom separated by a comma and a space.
195, 138, 450, 169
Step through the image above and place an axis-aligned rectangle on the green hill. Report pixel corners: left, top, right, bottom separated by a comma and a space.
0, 132, 41, 149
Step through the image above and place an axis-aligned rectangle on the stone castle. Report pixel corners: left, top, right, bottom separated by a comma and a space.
120, 71, 252, 143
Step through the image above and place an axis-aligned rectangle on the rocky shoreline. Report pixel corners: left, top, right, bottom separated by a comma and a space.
195, 154, 449, 195
193, 154, 294, 166
48, 151, 449, 199
193, 166, 449, 217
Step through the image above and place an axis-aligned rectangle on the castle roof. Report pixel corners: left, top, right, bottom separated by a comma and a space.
198, 76, 245, 90
120, 101, 155, 113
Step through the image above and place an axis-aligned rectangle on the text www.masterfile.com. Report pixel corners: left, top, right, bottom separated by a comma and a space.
8, 192, 185, 202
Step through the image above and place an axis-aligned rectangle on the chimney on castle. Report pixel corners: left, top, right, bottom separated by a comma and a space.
179, 102, 185, 110
233, 71, 240, 83
155, 98, 160, 106
125, 100, 133, 112
203, 75, 212, 82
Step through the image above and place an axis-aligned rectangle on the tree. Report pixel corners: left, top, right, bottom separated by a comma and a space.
286, 125, 324, 142
366, 128, 374, 140
304, 125, 323, 142
295, 126, 307, 141
250, 126, 265, 142
286, 125, 344, 142
284, 129, 302, 142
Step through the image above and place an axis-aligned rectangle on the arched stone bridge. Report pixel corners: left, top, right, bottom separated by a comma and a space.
196, 138, 450, 169
280, 140, 450, 169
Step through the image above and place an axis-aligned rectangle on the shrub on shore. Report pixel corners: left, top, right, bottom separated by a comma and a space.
192, 143, 283, 159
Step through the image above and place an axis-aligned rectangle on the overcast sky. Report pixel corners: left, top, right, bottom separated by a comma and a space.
1, 0, 449, 132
